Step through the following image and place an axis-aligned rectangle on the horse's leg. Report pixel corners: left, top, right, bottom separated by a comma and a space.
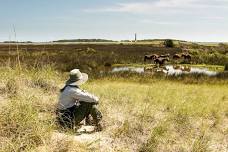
151, 58, 153, 64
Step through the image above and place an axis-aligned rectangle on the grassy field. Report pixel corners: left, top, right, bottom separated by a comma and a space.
0, 66, 227, 152
0, 43, 181, 72
0, 41, 227, 151
0, 41, 228, 72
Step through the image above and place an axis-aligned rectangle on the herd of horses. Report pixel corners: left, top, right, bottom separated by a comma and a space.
144, 52, 192, 66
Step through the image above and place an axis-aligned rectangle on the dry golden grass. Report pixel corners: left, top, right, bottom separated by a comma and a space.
0, 66, 227, 151
84, 79, 228, 151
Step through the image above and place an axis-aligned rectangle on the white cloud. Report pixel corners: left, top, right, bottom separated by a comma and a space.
202, 16, 225, 20
140, 19, 180, 25
153, 0, 198, 8
84, 0, 228, 14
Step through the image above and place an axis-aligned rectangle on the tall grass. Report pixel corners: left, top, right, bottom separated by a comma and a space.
0, 97, 51, 151
84, 79, 228, 151
0, 65, 227, 151
139, 125, 168, 152
0, 66, 96, 151
13, 25, 21, 70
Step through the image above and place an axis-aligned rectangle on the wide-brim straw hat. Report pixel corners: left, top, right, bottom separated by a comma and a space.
65, 69, 88, 86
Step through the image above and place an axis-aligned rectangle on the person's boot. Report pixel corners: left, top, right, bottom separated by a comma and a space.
94, 122, 103, 132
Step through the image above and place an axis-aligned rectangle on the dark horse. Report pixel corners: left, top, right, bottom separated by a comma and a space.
144, 54, 159, 62
154, 57, 169, 66
181, 53, 192, 61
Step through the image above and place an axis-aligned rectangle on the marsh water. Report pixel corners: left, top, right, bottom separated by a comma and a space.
112, 65, 218, 76
112, 67, 144, 73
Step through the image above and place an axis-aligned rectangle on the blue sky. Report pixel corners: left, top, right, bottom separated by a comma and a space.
0, 0, 228, 42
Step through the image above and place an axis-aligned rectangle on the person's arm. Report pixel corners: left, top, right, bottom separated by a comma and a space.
73, 88, 99, 104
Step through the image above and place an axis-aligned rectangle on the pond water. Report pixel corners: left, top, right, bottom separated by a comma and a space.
112, 67, 144, 73
164, 65, 217, 76
112, 65, 218, 76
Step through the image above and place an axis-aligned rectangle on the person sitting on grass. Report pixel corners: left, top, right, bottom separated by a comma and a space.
56, 69, 102, 131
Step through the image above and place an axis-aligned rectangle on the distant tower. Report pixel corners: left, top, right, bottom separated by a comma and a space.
134, 33, 137, 42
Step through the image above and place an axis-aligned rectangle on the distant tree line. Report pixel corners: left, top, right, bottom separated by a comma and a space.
53, 39, 116, 42
3, 41, 33, 43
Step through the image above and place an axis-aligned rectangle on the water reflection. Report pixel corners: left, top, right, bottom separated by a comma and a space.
112, 67, 144, 73
112, 65, 217, 76
164, 65, 217, 76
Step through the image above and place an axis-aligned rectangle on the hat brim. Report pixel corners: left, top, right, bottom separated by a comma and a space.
66, 73, 88, 86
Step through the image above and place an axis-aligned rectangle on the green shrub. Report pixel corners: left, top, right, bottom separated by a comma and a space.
164, 39, 174, 48
224, 63, 228, 71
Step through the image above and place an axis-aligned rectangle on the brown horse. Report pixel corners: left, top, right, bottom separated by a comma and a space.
159, 53, 170, 58
144, 54, 159, 62
154, 57, 169, 66
173, 54, 182, 60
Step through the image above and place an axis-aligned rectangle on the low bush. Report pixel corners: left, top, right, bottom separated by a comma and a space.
164, 39, 174, 48
224, 63, 228, 71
